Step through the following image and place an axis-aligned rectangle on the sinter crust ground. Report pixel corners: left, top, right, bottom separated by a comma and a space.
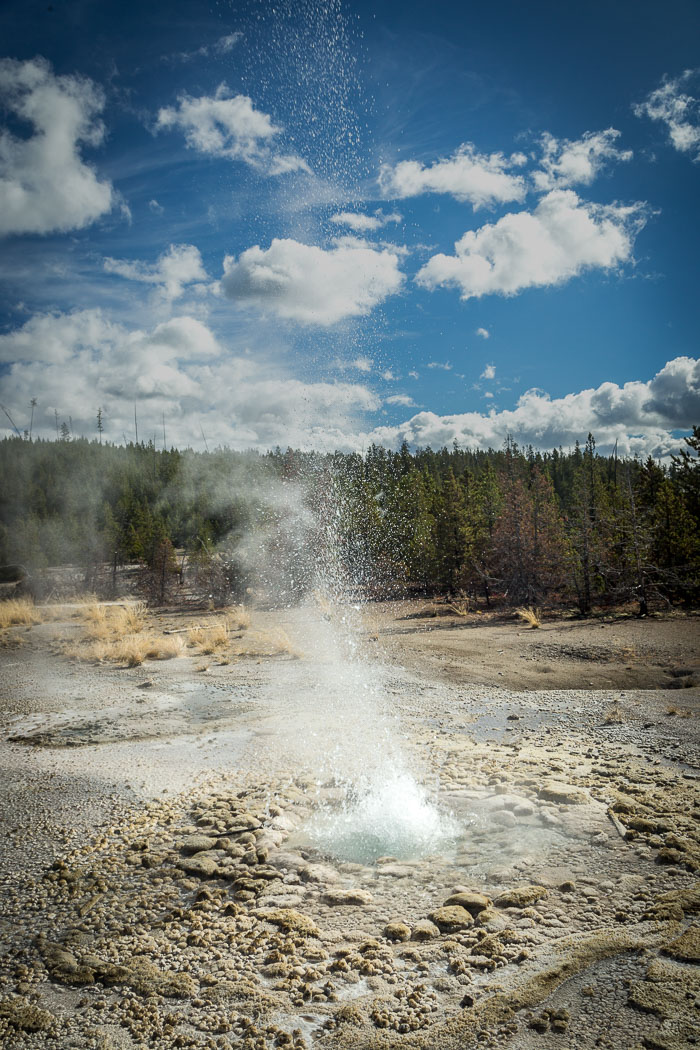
0, 603, 698, 1049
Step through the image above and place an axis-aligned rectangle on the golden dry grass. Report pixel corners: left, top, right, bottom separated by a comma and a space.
603, 703, 624, 724
517, 606, 542, 629
230, 626, 300, 659
225, 605, 250, 631
188, 622, 229, 653
446, 595, 470, 617
65, 632, 184, 667
0, 598, 42, 628
62, 600, 176, 666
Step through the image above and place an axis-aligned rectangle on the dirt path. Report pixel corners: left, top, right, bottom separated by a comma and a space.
0, 603, 698, 1049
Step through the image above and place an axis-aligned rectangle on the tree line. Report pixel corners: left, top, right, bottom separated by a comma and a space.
0, 428, 698, 613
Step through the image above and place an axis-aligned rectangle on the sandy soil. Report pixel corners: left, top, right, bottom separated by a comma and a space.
0, 601, 698, 1050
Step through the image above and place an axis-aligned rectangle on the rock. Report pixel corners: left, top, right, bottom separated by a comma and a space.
375, 864, 414, 878
662, 923, 700, 963
384, 922, 411, 942
494, 884, 548, 909
411, 920, 440, 941
492, 810, 517, 828
443, 891, 492, 915
254, 908, 321, 937
0, 998, 54, 1032
177, 851, 221, 877
322, 888, 373, 906
179, 834, 218, 854
626, 816, 658, 834
429, 906, 473, 931
538, 782, 588, 805
299, 863, 339, 884
45, 946, 79, 974
514, 802, 535, 817
656, 848, 683, 865
270, 851, 309, 872
475, 908, 507, 931
487, 793, 530, 812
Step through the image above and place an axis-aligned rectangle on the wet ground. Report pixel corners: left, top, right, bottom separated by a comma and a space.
0, 603, 698, 1049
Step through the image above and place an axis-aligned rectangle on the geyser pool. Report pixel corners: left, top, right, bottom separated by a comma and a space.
299, 771, 459, 864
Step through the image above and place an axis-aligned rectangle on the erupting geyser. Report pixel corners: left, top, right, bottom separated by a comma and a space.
304, 771, 459, 864
275, 480, 459, 865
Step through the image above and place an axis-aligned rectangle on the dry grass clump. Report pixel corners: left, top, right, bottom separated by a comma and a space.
114, 634, 184, 666
230, 626, 300, 659
446, 594, 470, 617
517, 606, 542, 629
0, 598, 42, 628
187, 607, 249, 654
188, 622, 230, 654
225, 605, 250, 632
603, 703, 624, 725
66, 632, 184, 667
109, 602, 147, 634
64, 601, 177, 666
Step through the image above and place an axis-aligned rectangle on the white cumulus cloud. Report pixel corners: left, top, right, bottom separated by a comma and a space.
533, 128, 632, 191
156, 84, 309, 175
0, 309, 380, 451
104, 244, 208, 301
416, 190, 646, 300
634, 70, 700, 160
481, 364, 496, 379
476, 327, 490, 339
379, 144, 527, 209
0, 57, 114, 236
220, 238, 404, 325
367, 357, 700, 459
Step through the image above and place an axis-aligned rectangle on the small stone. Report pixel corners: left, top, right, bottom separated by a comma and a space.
662, 923, 700, 963
494, 885, 548, 909
0, 998, 54, 1032
538, 782, 588, 805
300, 863, 340, 884
411, 920, 440, 941
322, 889, 373, 906
492, 810, 517, 828
384, 922, 411, 942
254, 908, 321, 937
443, 891, 492, 915
179, 834, 218, 855
177, 851, 220, 877
429, 906, 473, 931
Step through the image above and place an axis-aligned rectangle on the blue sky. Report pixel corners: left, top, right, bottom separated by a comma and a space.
0, 0, 698, 456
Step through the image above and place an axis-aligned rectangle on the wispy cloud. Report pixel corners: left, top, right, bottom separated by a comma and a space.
330, 209, 402, 232
634, 70, 700, 161
163, 32, 243, 64
481, 364, 496, 379
104, 244, 207, 301
533, 128, 632, 191
379, 144, 527, 209
157, 84, 309, 175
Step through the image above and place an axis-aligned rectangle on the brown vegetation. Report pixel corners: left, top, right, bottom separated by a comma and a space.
0, 597, 42, 628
